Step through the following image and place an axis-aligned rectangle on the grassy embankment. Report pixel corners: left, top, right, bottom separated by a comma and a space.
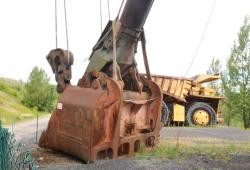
0, 78, 49, 125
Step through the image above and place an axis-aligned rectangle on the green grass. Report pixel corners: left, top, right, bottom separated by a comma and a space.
229, 117, 244, 129
0, 78, 24, 100
0, 78, 49, 125
136, 140, 250, 160
0, 91, 35, 125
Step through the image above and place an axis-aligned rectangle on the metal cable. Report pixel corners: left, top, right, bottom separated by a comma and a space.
99, 0, 103, 33
112, 0, 125, 79
63, 0, 70, 62
116, 0, 125, 20
107, 0, 111, 20
55, 0, 58, 48
184, 0, 216, 77
112, 21, 118, 80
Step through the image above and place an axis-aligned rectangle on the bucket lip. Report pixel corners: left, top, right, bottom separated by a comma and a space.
124, 96, 160, 104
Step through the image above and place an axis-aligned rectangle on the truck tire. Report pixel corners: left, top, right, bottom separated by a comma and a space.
187, 102, 216, 126
161, 101, 170, 126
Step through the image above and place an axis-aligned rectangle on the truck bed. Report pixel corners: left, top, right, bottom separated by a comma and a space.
150, 74, 192, 102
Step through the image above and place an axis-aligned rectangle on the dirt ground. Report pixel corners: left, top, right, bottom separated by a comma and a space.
33, 151, 250, 170
8, 116, 250, 170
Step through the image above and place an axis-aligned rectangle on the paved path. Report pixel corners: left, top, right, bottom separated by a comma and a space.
161, 126, 250, 144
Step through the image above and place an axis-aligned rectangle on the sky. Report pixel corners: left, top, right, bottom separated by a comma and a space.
0, 0, 249, 85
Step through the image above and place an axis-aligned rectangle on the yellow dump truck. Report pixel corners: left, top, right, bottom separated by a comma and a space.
148, 74, 223, 126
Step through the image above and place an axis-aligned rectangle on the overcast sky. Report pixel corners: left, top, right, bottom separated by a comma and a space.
0, 0, 249, 84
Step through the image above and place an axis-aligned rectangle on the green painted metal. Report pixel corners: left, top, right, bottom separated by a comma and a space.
0, 120, 9, 170
0, 120, 37, 170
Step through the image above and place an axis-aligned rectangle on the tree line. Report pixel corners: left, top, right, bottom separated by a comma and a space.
207, 16, 250, 129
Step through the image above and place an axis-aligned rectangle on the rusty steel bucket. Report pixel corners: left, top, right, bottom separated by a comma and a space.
39, 0, 161, 162
39, 78, 162, 162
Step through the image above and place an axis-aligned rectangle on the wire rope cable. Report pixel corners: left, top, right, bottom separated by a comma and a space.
63, 0, 70, 62
184, 0, 216, 77
99, 0, 103, 33
112, 0, 125, 79
55, 0, 58, 48
107, 0, 111, 20
116, 0, 125, 20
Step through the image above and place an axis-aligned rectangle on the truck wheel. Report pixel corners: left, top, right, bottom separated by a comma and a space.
187, 102, 216, 126
161, 101, 170, 126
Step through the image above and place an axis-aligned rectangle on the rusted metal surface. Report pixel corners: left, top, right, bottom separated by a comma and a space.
39, 0, 161, 162
46, 48, 74, 93
39, 79, 162, 161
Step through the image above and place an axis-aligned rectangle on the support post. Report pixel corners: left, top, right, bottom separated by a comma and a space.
141, 31, 151, 80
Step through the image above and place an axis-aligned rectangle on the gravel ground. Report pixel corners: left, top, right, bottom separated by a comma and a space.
36, 154, 250, 170
6, 116, 250, 170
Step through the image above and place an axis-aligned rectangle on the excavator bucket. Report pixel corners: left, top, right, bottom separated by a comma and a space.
39, 0, 162, 162
39, 79, 161, 162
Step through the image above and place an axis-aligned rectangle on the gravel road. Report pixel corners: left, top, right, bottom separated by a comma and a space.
8, 116, 250, 144
5, 116, 50, 144
161, 126, 250, 143
6, 116, 250, 170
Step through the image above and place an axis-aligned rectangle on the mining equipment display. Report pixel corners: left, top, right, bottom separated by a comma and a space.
39, 0, 163, 162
